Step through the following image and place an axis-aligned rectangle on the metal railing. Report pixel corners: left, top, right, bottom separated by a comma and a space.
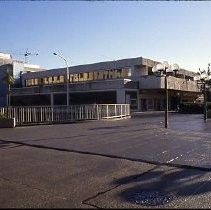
0, 104, 130, 126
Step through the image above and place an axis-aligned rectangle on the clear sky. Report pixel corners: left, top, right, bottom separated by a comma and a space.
1, 1, 211, 72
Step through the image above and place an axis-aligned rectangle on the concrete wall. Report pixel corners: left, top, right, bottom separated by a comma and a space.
139, 76, 200, 92
11, 79, 135, 96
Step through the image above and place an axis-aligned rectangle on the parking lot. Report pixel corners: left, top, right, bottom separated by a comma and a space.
1, 113, 211, 208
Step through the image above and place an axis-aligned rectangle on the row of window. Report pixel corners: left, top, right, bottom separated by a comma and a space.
25, 68, 131, 87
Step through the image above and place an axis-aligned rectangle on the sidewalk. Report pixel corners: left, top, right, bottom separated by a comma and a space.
1, 114, 211, 208
131, 110, 178, 118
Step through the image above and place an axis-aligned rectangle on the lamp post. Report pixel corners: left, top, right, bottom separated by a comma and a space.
53, 52, 70, 106
197, 65, 211, 121
152, 61, 179, 128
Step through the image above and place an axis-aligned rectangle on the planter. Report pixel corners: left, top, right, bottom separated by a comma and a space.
0, 118, 16, 128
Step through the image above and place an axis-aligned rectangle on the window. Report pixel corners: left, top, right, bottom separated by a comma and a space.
38, 78, 44, 85
26, 79, 31, 86
53, 76, 57, 82
73, 74, 79, 82
69, 74, 73, 82
48, 77, 52, 84
34, 78, 38, 85
94, 72, 98, 80
109, 70, 112, 79
98, 71, 104, 79
79, 73, 83, 79
89, 72, 93, 80
128, 68, 132, 76
103, 71, 109, 79
44, 77, 48, 84
116, 69, 122, 78
121, 68, 131, 77
41, 78, 44, 84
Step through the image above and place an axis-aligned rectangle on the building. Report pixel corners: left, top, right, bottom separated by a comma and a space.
10, 56, 201, 111
0, 52, 44, 107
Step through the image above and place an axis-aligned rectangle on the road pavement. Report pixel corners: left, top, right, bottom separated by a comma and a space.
1, 113, 211, 208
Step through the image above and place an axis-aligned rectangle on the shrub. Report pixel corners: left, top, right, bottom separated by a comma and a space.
179, 103, 203, 114
0, 113, 7, 119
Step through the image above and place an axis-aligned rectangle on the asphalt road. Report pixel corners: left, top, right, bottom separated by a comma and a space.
1, 113, 211, 208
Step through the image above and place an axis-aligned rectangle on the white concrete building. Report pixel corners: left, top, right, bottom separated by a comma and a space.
0, 52, 44, 106
11, 56, 200, 111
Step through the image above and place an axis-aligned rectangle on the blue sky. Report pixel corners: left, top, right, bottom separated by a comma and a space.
1, 1, 211, 72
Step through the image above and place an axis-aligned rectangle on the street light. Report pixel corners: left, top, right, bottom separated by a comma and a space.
197, 64, 211, 121
53, 52, 70, 106
152, 61, 179, 128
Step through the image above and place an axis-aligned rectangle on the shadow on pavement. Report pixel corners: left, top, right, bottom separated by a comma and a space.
0, 141, 23, 149
116, 166, 211, 207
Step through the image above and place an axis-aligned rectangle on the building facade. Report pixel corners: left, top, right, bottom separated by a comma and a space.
0, 52, 44, 107
10, 56, 201, 111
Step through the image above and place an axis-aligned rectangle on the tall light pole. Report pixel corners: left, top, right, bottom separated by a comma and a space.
152, 62, 179, 128
53, 52, 70, 106
24, 48, 38, 63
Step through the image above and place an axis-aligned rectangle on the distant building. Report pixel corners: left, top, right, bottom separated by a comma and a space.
0, 52, 44, 106
10, 56, 201, 111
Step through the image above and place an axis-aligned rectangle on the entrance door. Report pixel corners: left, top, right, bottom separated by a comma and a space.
147, 99, 154, 111
141, 99, 147, 111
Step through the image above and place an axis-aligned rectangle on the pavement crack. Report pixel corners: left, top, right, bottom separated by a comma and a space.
82, 185, 121, 207
82, 165, 159, 207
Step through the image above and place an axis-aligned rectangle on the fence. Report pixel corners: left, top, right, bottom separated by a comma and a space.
0, 104, 130, 126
